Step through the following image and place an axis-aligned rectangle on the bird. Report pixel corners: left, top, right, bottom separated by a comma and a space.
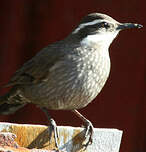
0, 13, 142, 148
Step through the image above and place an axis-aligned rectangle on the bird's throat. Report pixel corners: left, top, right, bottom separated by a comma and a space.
81, 31, 119, 49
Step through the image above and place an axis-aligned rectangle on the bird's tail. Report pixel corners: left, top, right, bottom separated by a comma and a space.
0, 90, 26, 115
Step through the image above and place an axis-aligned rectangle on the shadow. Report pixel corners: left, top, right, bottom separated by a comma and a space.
27, 127, 52, 149
27, 126, 88, 152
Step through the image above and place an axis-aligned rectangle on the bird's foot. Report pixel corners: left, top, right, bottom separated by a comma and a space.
83, 119, 94, 148
40, 108, 59, 148
72, 110, 94, 148
49, 118, 59, 148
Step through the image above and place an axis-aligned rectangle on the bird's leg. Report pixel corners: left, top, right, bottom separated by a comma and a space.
41, 108, 59, 148
72, 109, 94, 147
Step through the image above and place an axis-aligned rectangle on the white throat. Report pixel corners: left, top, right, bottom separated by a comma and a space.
81, 31, 119, 49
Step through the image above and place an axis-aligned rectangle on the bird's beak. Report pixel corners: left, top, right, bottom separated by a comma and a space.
117, 23, 143, 30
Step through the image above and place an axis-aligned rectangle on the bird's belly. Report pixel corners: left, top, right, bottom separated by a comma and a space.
49, 69, 109, 110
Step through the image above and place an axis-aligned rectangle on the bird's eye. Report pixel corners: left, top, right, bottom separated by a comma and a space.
100, 22, 110, 28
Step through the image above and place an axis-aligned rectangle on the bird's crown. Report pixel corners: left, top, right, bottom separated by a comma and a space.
72, 13, 119, 36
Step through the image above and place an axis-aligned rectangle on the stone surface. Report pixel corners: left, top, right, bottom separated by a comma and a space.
0, 122, 123, 152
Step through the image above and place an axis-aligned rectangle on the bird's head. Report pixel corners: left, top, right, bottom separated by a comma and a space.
72, 13, 142, 48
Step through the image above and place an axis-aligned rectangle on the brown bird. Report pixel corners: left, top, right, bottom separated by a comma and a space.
0, 13, 142, 148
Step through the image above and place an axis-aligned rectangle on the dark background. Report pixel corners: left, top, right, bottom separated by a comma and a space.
0, 0, 145, 152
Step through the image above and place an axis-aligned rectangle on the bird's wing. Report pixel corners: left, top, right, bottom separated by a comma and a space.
5, 45, 65, 87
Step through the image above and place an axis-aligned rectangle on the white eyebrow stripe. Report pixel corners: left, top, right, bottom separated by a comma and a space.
72, 19, 105, 34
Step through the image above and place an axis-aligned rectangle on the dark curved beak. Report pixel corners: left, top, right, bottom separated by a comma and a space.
117, 23, 143, 30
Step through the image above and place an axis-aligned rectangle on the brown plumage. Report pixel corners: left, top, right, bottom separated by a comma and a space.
0, 13, 142, 148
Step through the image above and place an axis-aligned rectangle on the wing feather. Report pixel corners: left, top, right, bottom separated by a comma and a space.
5, 45, 65, 87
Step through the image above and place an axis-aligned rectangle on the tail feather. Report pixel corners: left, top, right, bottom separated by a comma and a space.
0, 89, 26, 115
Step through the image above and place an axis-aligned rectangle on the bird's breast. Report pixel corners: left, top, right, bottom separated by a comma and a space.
67, 48, 111, 108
